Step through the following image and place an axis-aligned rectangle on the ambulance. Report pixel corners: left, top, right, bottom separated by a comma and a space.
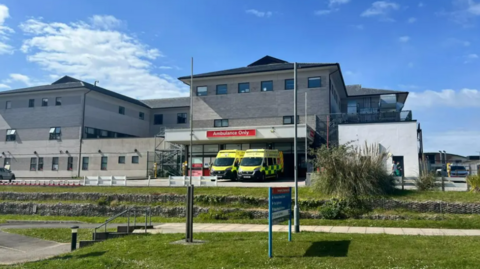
237, 149, 284, 181
210, 150, 245, 180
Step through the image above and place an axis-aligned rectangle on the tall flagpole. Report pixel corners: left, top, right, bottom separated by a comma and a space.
305, 92, 308, 174
189, 57, 193, 186
294, 62, 300, 233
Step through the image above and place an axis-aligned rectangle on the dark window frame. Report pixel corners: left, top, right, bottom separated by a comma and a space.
283, 115, 299, 125
196, 86, 208, 96
42, 98, 48, 107
101, 156, 108, 170
118, 156, 125, 164
55, 97, 62, 106
238, 82, 250, 93
30, 158, 37, 171
82, 157, 89, 171
139, 112, 145, 120
261, 81, 273, 92
154, 114, 163, 125
119, 106, 125, 115
214, 119, 229, 127
285, 79, 294, 90
49, 127, 61, 140
6, 129, 16, 141
28, 99, 35, 108
308, 77, 321, 88
52, 157, 59, 171
67, 157, 73, 171
177, 113, 187, 124
132, 156, 139, 164
38, 157, 44, 171
216, 84, 228, 95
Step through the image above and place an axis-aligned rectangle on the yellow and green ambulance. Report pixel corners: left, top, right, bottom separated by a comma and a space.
210, 150, 245, 180
238, 149, 284, 181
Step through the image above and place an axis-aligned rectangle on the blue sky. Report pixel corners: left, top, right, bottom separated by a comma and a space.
0, 0, 480, 156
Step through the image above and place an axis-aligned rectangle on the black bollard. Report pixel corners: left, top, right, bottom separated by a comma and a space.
71, 226, 79, 251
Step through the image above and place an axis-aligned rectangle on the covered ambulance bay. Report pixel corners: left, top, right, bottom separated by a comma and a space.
165, 125, 315, 178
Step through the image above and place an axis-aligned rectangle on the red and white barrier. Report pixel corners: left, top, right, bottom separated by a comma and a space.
0, 179, 82, 186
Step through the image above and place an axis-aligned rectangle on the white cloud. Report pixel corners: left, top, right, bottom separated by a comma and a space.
89, 15, 122, 29
406, 88, 480, 110
407, 17, 417, 23
399, 36, 410, 42
449, 0, 480, 25
245, 9, 272, 18
314, 10, 333, 15
361, 1, 399, 17
424, 131, 480, 156
18, 15, 187, 98
0, 83, 10, 89
0, 4, 14, 55
9, 73, 31, 86
464, 53, 478, 63
158, 66, 173, 70
329, 0, 350, 7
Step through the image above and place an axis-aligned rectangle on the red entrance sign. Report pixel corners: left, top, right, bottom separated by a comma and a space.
206, 129, 256, 138
272, 187, 291, 195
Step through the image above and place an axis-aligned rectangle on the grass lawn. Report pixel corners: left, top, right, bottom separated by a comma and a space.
4, 232, 480, 268
1, 185, 480, 203
1, 228, 116, 243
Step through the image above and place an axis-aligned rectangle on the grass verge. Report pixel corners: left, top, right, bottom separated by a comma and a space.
1, 228, 115, 243
4, 232, 480, 268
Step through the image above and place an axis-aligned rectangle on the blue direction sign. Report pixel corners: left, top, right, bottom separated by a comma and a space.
268, 187, 292, 258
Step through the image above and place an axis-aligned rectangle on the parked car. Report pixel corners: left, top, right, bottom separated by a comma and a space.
450, 166, 468, 177
0, 168, 15, 182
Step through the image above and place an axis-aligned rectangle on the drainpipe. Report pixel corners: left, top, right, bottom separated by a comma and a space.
77, 85, 93, 177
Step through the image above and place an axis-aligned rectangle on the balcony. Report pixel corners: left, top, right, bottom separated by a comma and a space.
334, 110, 413, 124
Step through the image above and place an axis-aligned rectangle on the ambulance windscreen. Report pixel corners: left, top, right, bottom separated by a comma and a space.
240, 157, 263, 166
213, 158, 235, 166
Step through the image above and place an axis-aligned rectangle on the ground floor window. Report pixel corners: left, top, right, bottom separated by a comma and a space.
132, 156, 139, 164
4, 158, 10, 167
52, 157, 59, 171
67, 157, 73, 171
30, 158, 36, 171
38, 158, 44, 171
82, 157, 89, 170
101, 157, 108, 170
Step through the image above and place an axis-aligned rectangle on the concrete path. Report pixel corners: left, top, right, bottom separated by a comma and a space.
0, 230, 70, 265
134, 223, 480, 237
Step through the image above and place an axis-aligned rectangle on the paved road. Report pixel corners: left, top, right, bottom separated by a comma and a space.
135, 223, 480, 236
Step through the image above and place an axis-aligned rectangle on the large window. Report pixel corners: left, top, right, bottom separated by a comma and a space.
52, 157, 59, 171
82, 157, 89, 170
283, 116, 299, 125
67, 157, 73, 171
214, 119, 229, 127
38, 157, 44, 171
6, 129, 16, 141
101, 157, 108, 170
5, 101, 11, 109
261, 81, 273, 92
196, 86, 207, 96
308, 77, 321, 88
119, 106, 125, 115
216, 84, 228, 95
29, 99, 35, 108
118, 156, 125, 164
84, 127, 136, 139
42, 98, 48, 106
285, 79, 294, 90
49, 127, 61, 140
132, 156, 139, 164
177, 113, 187, 124
30, 158, 36, 171
154, 114, 163, 125
55, 97, 62, 106
238, 83, 250, 93
139, 112, 145, 120
3, 157, 10, 167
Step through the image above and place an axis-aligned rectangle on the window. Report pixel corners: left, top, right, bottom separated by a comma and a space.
82, 157, 89, 170
5, 101, 11, 109
6, 129, 16, 141
42, 98, 48, 106
216, 84, 228, 95
132, 156, 139, 164
154, 114, 163, 125
214, 119, 229, 127
4, 157, 11, 166
101, 157, 108, 170
55, 97, 62, 106
29, 99, 35, 108
308, 77, 321, 88
67, 157, 73, 171
119, 106, 125, 115
197, 86, 207, 96
49, 127, 61, 140
238, 83, 250, 93
177, 113, 187, 124
283, 116, 299, 125
38, 158, 44, 171
118, 156, 125, 164
139, 112, 145, 120
285, 79, 294, 90
261, 81, 273, 92
30, 158, 37, 171
52, 157, 59, 171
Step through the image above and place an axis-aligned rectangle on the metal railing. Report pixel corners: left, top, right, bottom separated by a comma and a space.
93, 207, 152, 240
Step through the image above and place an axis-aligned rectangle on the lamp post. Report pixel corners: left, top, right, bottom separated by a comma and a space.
71, 226, 79, 251
439, 150, 445, 191
293, 62, 300, 233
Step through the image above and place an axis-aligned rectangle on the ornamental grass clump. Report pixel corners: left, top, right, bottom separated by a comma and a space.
416, 156, 437, 191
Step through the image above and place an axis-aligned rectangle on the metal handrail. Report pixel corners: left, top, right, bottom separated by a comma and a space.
93, 207, 153, 241
94, 209, 131, 241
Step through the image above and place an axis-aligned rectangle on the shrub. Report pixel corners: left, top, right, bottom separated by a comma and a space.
467, 175, 480, 192
97, 197, 109, 206
319, 199, 344, 219
311, 142, 395, 200
318, 198, 371, 219
416, 156, 437, 191
197, 209, 253, 221
109, 199, 120, 207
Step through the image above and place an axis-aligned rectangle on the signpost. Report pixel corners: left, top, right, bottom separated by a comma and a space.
268, 187, 292, 258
